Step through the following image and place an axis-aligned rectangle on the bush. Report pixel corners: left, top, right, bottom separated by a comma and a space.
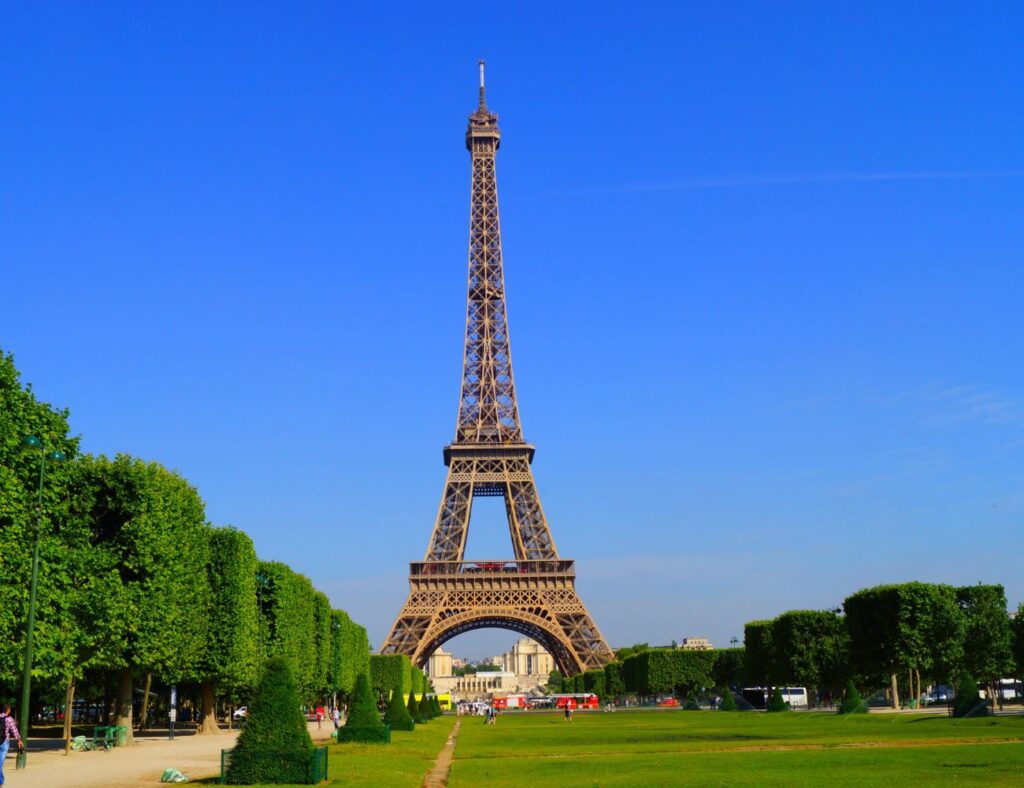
953, 672, 986, 718
767, 688, 788, 712
337, 673, 390, 744
226, 657, 314, 784
719, 688, 738, 711
385, 685, 415, 731
407, 692, 426, 723
683, 699, 700, 711
418, 693, 433, 721
839, 680, 867, 715
431, 696, 442, 716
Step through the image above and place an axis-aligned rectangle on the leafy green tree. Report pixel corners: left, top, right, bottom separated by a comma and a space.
770, 610, 848, 702
370, 654, 412, 697
0, 349, 83, 714
719, 688, 738, 711
255, 562, 318, 699
384, 686, 414, 731
766, 688, 788, 712
956, 585, 1014, 705
311, 591, 332, 701
582, 669, 606, 698
197, 527, 260, 733
226, 656, 313, 784
604, 662, 625, 698
338, 672, 388, 743
547, 669, 564, 692
844, 582, 965, 707
743, 621, 774, 690
711, 648, 746, 690
839, 680, 867, 714
329, 611, 370, 700
1013, 604, 1024, 678
72, 454, 210, 742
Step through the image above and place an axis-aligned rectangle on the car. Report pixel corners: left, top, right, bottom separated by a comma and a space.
233, 706, 248, 719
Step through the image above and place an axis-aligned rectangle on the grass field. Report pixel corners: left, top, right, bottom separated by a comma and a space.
322, 710, 1024, 786
444, 710, 1024, 787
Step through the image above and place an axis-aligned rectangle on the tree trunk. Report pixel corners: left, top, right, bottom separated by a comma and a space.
63, 679, 76, 755
915, 669, 921, 709
115, 669, 135, 745
137, 672, 152, 732
889, 673, 900, 709
197, 682, 220, 734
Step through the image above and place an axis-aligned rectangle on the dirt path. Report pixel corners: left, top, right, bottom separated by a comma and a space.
422, 719, 461, 788
6, 721, 333, 788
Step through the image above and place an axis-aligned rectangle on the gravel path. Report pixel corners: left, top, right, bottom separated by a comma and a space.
5, 721, 333, 788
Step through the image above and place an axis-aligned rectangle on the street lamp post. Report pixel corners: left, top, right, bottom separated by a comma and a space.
16, 435, 65, 769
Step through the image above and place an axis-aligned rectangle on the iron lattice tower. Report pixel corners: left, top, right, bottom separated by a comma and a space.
380, 64, 614, 675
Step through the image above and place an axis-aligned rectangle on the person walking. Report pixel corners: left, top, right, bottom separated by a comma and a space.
1, 704, 25, 786
331, 706, 341, 731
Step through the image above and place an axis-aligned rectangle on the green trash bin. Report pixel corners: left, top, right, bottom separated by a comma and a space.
112, 725, 128, 747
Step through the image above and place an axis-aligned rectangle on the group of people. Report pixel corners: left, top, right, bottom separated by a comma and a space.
311, 705, 343, 731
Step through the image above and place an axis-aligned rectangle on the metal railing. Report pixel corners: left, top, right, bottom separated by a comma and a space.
410, 559, 575, 577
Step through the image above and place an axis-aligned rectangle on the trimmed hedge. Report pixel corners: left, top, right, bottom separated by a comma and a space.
839, 680, 866, 714
385, 686, 415, 731
226, 656, 314, 784
621, 649, 717, 696
370, 654, 412, 697
338, 673, 389, 744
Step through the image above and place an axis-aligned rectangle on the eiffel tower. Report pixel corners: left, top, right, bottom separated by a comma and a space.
380, 64, 614, 676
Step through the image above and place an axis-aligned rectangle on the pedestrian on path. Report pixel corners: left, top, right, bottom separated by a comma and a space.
331, 707, 340, 730
1, 703, 25, 786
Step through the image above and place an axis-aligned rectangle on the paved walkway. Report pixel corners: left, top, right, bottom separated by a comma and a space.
3, 721, 333, 788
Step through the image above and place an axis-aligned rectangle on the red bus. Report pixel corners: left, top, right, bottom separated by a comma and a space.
551, 693, 599, 710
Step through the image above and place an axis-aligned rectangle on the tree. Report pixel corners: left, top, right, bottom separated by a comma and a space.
385, 686, 414, 731
711, 648, 746, 691
766, 688, 788, 712
719, 688, 738, 711
197, 527, 260, 733
844, 583, 965, 708
72, 454, 210, 743
547, 669, 564, 692
226, 656, 314, 784
604, 662, 625, 698
255, 562, 318, 699
956, 585, 1014, 706
769, 610, 848, 702
1013, 604, 1024, 679
743, 621, 774, 689
417, 693, 433, 722
311, 592, 333, 701
329, 611, 369, 700
338, 673, 388, 743
370, 654, 412, 697
952, 671, 985, 718
839, 680, 866, 715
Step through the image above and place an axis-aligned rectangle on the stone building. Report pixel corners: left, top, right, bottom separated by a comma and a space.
678, 637, 713, 651
425, 639, 554, 700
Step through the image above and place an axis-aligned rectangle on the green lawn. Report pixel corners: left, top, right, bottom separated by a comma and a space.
446, 710, 1024, 786
326, 715, 455, 787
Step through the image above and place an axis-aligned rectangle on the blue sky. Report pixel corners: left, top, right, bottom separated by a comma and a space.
3, 3, 1022, 659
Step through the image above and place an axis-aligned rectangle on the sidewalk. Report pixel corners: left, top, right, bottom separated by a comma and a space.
4, 721, 332, 788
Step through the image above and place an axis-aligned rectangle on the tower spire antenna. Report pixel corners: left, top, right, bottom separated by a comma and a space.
478, 59, 486, 109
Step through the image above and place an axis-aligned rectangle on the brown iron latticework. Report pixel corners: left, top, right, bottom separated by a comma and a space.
380, 64, 614, 676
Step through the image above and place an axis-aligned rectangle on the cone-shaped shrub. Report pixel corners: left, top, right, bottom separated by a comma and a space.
719, 688, 738, 711
767, 688, 788, 712
385, 686, 415, 731
337, 673, 390, 743
226, 656, 314, 784
953, 672, 986, 718
406, 691, 423, 723
839, 680, 867, 715
418, 693, 433, 721
432, 696, 442, 716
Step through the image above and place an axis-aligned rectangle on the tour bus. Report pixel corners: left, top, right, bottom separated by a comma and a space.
740, 687, 808, 709
552, 693, 600, 710
492, 694, 529, 710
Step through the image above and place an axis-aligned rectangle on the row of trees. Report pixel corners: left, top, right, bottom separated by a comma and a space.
0, 349, 370, 742
745, 582, 1024, 706
554, 583, 1023, 708
551, 645, 746, 699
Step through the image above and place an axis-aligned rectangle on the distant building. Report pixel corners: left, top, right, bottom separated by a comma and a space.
678, 637, 713, 651
426, 638, 553, 700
